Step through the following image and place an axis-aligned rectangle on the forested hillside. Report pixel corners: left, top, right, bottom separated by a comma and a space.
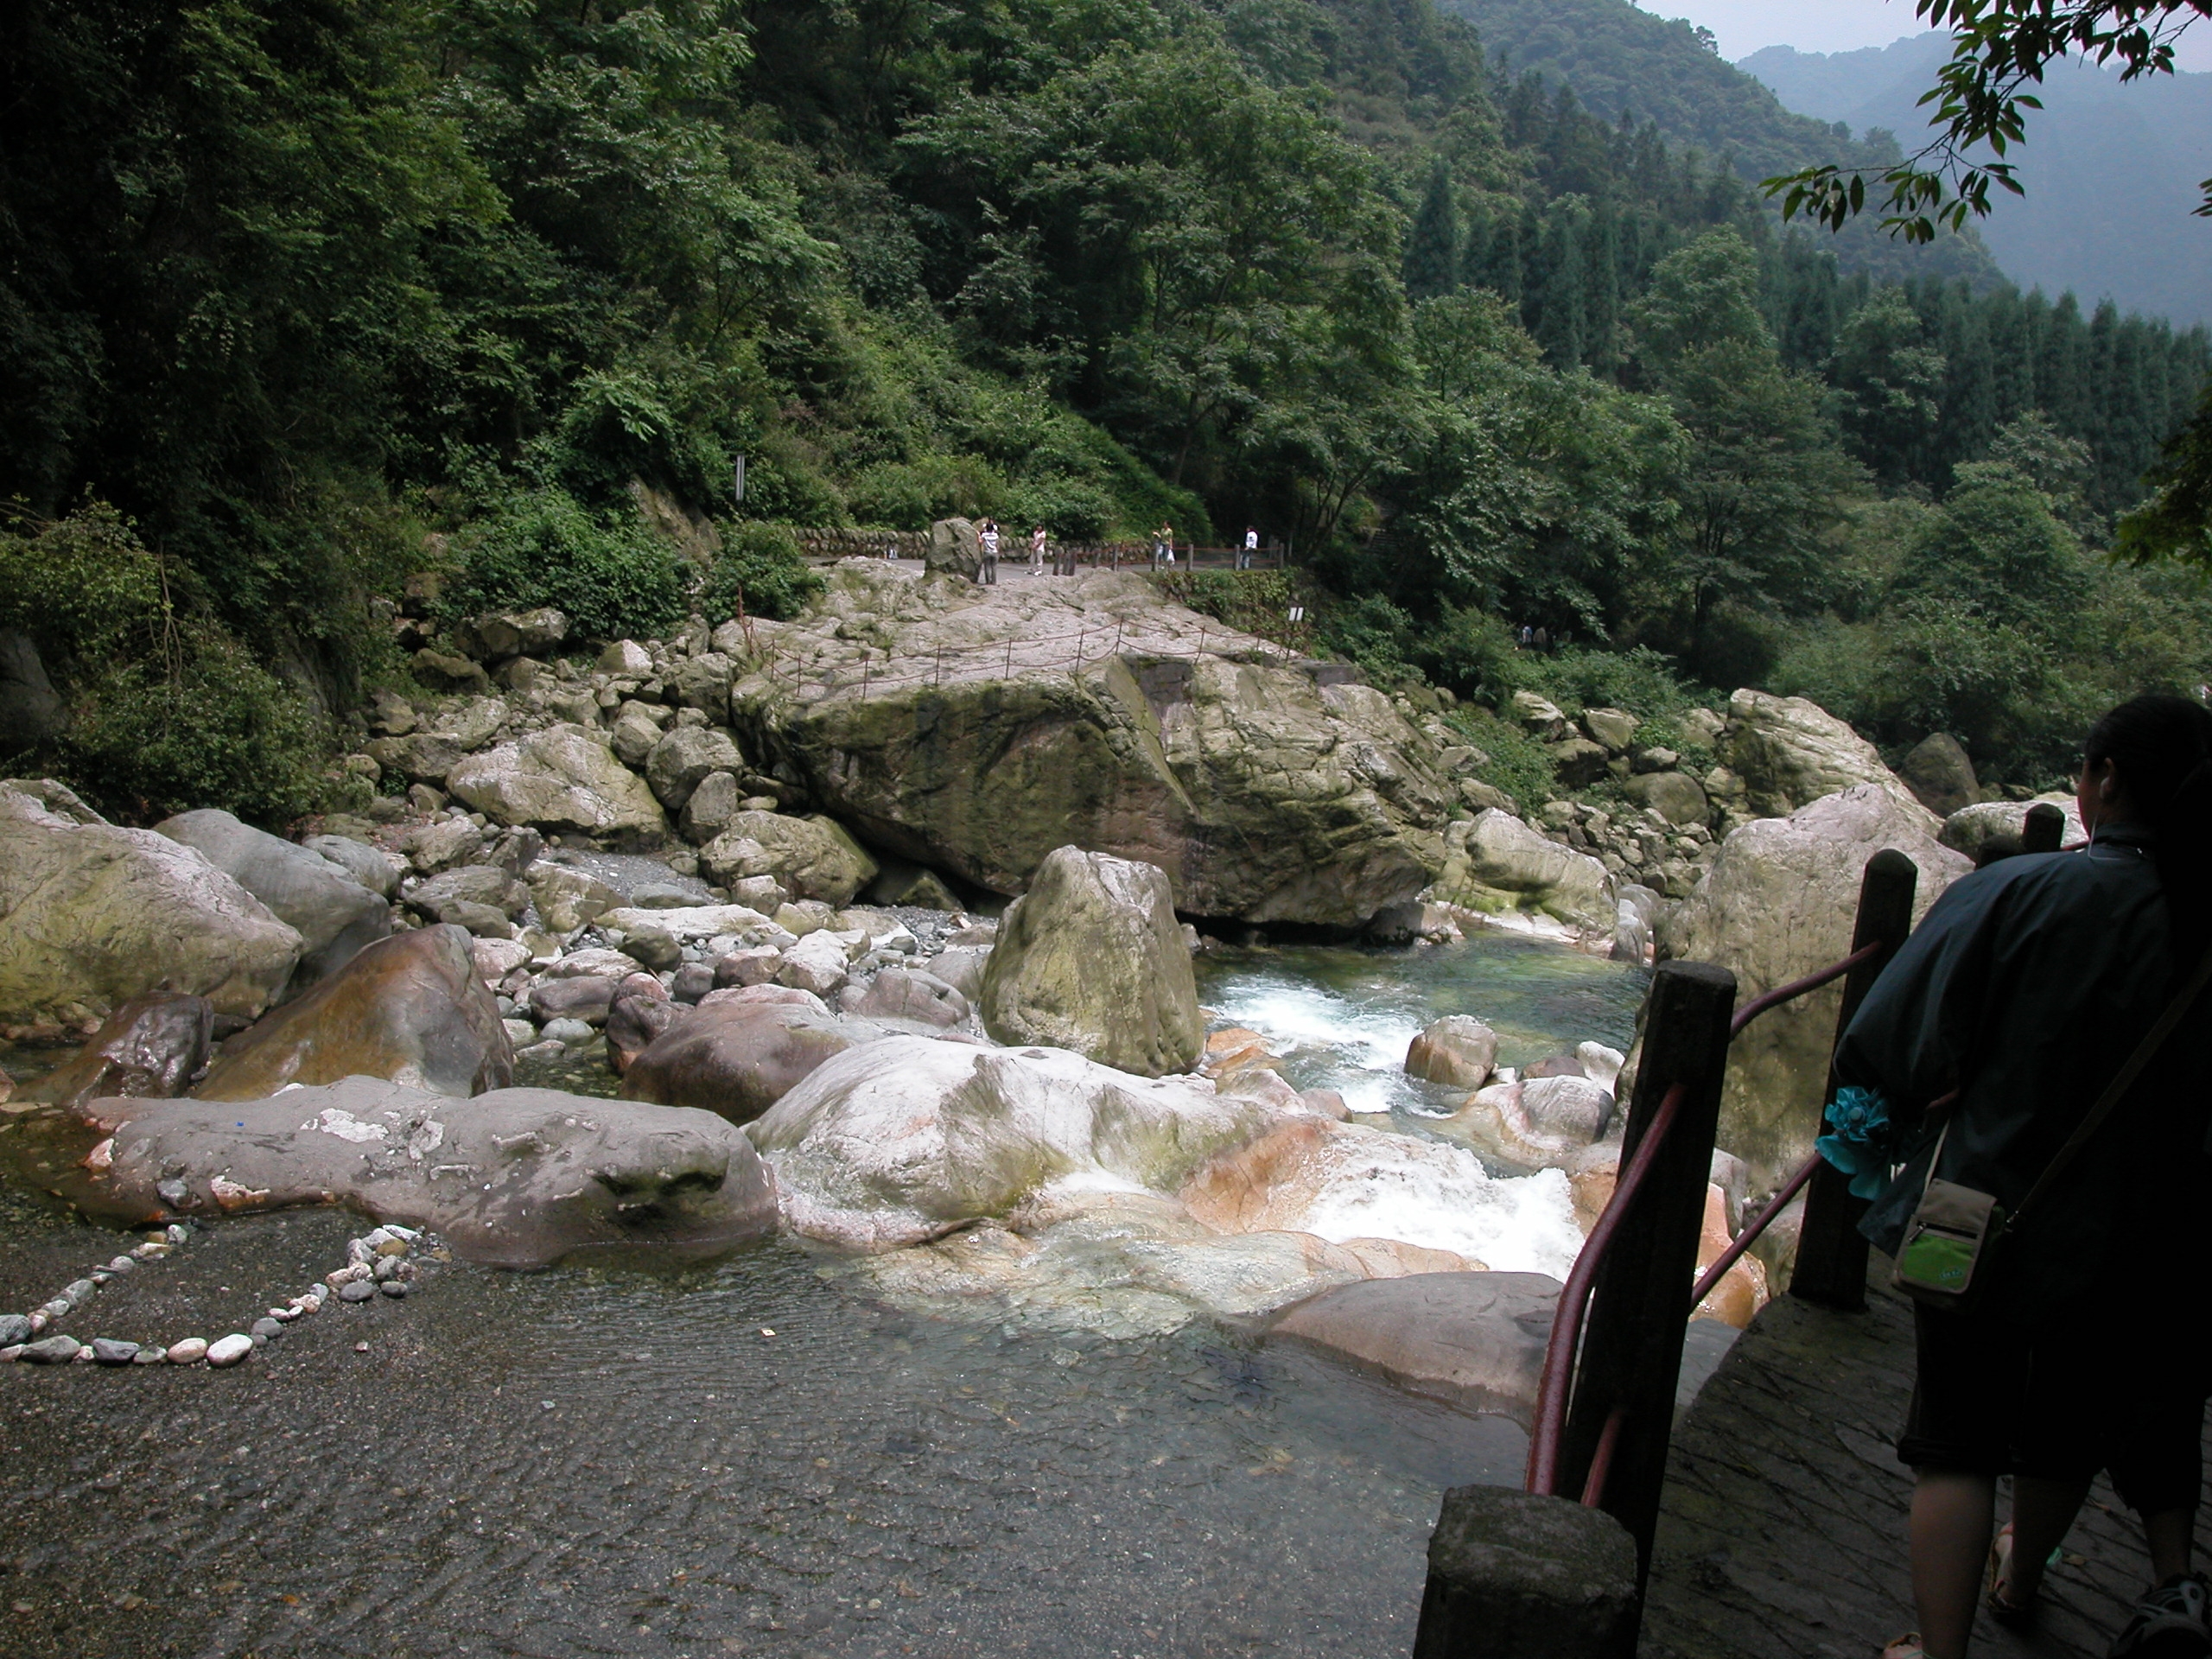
3, 0, 2210, 825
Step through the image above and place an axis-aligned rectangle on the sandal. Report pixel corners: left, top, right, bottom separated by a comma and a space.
1881, 1637, 1927, 1659
1986, 1521, 2035, 1626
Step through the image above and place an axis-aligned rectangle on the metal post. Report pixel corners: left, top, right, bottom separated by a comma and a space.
1790, 848, 1919, 1311
1559, 961, 1737, 1581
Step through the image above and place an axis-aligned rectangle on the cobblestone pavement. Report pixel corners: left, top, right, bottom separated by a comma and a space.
1643, 1278, 2183, 1659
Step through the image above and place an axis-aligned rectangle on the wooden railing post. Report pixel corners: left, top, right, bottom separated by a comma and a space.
2023, 801, 2064, 852
1559, 960, 1736, 1580
1789, 848, 1918, 1311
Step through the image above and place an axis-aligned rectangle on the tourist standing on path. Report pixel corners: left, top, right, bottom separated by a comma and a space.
1828, 694, 2212, 1659
978, 518, 999, 584
1030, 525, 1047, 575
1154, 523, 1173, 568
1240, 526, 1258, 569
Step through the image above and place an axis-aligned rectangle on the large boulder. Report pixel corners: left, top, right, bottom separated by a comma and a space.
1446, 1076, 1616, 1169
645, 727, 746, 812
926, 517, 982, 581
0, 783, 301, 1029
1940, 796, 2084, 863
747, 1035, 1304, 1251
1657, 784, 1969, 1191
697, 811, 878, 907
977, 846, 1201, 1077
1621, 770, 1709, 829
19, 994, 213, 1109
1428, 810, 1612, 929
1724, 690, 1920, 818
1897, 733, 1980, 817
303, 835, 403, 900
620, 998, 881, 1125
1268, 1272, 1560, 1423
194, 925, 513, 1100
1404, 1016, 1498, 1089
0, 629, 68, 745
56, 1077, 777, 1268
721, 563, 1454, 926
446, 723, 670, 842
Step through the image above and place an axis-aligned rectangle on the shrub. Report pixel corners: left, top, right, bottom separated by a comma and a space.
1447, 707, 1558, 813
445, 488, 689, 644
700, 522, 825, 622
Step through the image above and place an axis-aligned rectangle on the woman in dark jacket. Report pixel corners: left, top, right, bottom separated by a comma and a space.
1834, 696, 2212, 1659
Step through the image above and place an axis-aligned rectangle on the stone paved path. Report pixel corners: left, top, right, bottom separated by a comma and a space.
1642, 1276, 2183, 1658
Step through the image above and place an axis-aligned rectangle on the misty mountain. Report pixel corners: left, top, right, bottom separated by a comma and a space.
1742, 33, 2212, 327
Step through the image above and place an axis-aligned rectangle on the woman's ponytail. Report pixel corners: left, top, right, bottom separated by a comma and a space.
2083, 694, 2212, 938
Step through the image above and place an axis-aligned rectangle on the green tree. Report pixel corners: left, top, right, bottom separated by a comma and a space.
1403, 158, 1461, 301
1831, 289, 1947, 487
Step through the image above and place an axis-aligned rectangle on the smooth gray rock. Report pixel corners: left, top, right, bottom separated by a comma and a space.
1898, 731, 1980, 817
0, 1315, 29, 1346
1268, 1272, 1560, 1423
155, 809, 391, 989
65, 1077, 779, 1268
531, 977, 615, 1025
21, 1336, 82, 1363
541, 1016, 597, 1046
251, 1318, 283, 1339
1404, 1016, 1498, 1089
844, 968, 968, 1029
406, 864, 528, 924
619, 998, 884, 1126
337, 1281, 376, 1303
21, 993, 213, 1109
207, 1333, 254, 1367
304, 836, 404, 900
91, 1338, 140, 1364
645, 727, 746, 813
1414, 1484, 1639, 1659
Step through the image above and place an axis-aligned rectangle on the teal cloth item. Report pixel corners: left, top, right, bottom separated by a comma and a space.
1816, 1084, 1897, 1201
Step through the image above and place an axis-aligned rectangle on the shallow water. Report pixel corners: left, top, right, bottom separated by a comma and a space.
1195, 931, 1648, 1123
0, 930, 1646, 1656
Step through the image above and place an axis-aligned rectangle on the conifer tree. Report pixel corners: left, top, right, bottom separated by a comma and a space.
1403, 159, 1460, 302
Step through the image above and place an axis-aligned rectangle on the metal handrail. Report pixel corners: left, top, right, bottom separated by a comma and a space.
1526, 1081, 1688, 1497
1729, 940, 1882, 1037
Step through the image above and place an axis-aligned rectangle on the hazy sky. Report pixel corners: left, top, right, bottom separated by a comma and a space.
1636, 0, 2212, 71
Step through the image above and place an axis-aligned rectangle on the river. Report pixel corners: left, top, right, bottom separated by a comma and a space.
0, 933, 1644, 1658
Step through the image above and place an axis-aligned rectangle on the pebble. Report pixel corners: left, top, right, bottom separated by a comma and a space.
165, 1224, 189, 1245
250, 1318, 284, 1340
378, 1281, 408, 1299
167, 1338, 209, 1364
353, 1341, 371, 1353
0, 1315, 29, 1347
130, 1347, 166, 1365
541, 1017, 596, 1046
346, 1238, 375, 1267
268, 1306, 300, 1323
21, 1336, 81, 1364
63, 1279, 94, 1303
337, 1281, 376, 1303
105, 1256, 136, 1274
206, 1334, 253, 1368
372, 1256, 402, 1284
27, 1312, 49, 1336
39, 1300, 71, 1322
131, 1242, 170, 1261
0, 1346, 22, 1363
326, 1262, 372, 1288
90, 1338, 139, 1365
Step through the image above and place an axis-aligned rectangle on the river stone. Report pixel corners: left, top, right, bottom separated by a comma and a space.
1898, 732, 1980, 817
698, 813, 878, 907
977, 847, 1201, 1077
1447, 1077, 1616, 1169
720, 563, 1452, 926
0, 784, 302, 1028
1269, 1271, 1560, 1423
0, 1316, 29, 1346
67, 1076, 779, 1268
596, 903, 772, 944
645, 728, 745, 812
166, 1338, 208, 1363
680, 771, 744, 842
465, 606, 566, 661
1724, 689, 1921, 818
1620, 770, 1709, 828
206, 1333, 254, 1367
777, 931, 851, 997
1939, 796, 2085, 863
606, 985, 680, 1073
747, 1035, 1308, 1251
21, 993, 214, 1109
194, 925, 513, 1101
620, 1000, 882, 1125
921, 946, 989, 999
526, 865, 623, 934
927, 516, 983, 580
844, 968, 967, 1028
446, 723, 670, 842
1658, 784, 1968, 1192
21, 1335, 82, 1363
406, 864, 529, 925
1404, 1016, 1497, 1089
1581, 708, 1638, 753
1429, 810, 1612, 930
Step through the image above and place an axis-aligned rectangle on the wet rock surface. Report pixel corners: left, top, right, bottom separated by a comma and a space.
18, 995, 214, 1109
0, 1202, 1524, 1659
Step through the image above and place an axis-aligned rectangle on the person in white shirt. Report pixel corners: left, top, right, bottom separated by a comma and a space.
1030, 525, 1047, 574
1240, 526, 1258, 569
978, 519, 999, 584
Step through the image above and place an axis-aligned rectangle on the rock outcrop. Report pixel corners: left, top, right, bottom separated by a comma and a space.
1939, 796, 2084, 863
1658, 784, 1969, 1191
977, 847, 1202, 1077
0, 782, 302, 1031
698, 811, 878, 906
619, 996, 878, 1124
1724, 690, 1921, 818
723, 563, 1452, 925
1404, 1016, 1498, 1089
1268, 1271, 1561, 1423
55, 1076, 778, 1268
19, 994, 213, 1109
1897, 733, 1980, 817
194, 925, 513, 1100
153, 814, 393, 995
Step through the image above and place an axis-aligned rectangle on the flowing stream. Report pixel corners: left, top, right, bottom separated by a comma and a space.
0, 932, 1646, 1658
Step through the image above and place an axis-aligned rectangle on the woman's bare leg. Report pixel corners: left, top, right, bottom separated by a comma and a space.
1911, 1469, 1996, 1659
2004, 1474, 2092, 1603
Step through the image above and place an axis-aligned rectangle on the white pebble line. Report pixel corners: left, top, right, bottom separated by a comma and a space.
0, 1222, 434, 1370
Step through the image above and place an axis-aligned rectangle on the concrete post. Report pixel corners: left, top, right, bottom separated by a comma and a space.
1414, 1485, 1640, 1659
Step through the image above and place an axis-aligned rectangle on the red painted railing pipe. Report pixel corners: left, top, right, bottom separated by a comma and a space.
1729, 940, 1883, 1038
1689, 1152, 1821, 1309
1580, 1404, 1628, 1508
1525, 1081, 1688, 1497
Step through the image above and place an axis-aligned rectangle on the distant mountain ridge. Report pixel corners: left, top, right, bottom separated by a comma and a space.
1438, 0, 2005, 289
1741, 34, 2212, 327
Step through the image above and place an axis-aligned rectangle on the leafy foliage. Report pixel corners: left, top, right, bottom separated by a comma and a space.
445, 490, 690, 645
700, 523, 825, 623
